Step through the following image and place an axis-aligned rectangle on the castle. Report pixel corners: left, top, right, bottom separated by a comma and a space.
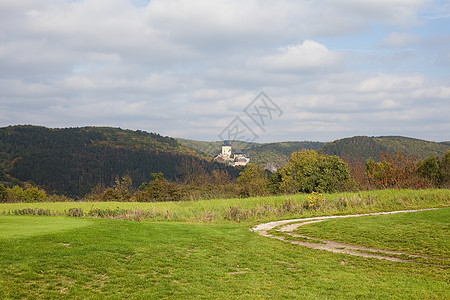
214, 140, 250, 166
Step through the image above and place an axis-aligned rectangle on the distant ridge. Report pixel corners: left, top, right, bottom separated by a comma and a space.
1, 125, 448, 196
0, 125, 238, 197
319, 135, 449, 162
179, 135, 450, 167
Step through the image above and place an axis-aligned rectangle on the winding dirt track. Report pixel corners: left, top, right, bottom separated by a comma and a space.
251, 209, 438, 262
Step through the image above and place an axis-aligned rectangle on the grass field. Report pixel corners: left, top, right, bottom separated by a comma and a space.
294, 208, 450, 259
0, 189, 449, 298
0, 214, 448, 298
1, 189, 449, 222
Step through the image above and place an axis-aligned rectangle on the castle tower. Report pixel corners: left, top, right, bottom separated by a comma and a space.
222, 140, 232, 157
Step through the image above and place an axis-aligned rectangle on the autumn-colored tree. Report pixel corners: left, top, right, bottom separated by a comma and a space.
365, 152, 418, 188
343, 156, 370, 190
237, 164, 267, 196
102, 175, 134, 201
2, 184, 47, 203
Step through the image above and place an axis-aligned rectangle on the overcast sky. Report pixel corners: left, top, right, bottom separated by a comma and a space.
0, 0, 449, 142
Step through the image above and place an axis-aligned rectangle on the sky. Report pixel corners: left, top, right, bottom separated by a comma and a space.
0, 0, 449, 143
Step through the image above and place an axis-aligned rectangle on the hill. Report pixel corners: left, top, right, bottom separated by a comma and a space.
319, 136, 450, 163
177, 139, 323, 170
319, 136, 390, 162
1, 126, 447, 196
179, 136, 449, 169
374, 136, 450, 158
176, 138, 257, 158
0, 125, 238, 197
246, 141, 323, 169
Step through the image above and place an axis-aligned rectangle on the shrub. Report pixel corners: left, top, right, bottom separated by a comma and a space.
135, 173, 187, 202
0, 183, 7, 203
440, 151, 450, 187
237, 164, 268, 197
418, 156, 441, 186
12, 208, 51, 216
5, 185, 47, 203
277, 150, 352, 193
365, 152, 418, 189
67, 208, 83, 217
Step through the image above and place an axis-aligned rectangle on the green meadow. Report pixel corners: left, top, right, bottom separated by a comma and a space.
0, 189, 449, 298
294, 207, 450, 259
1, 189, 449, 222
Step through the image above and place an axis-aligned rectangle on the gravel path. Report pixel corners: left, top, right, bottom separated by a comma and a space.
251, 209, 438, 262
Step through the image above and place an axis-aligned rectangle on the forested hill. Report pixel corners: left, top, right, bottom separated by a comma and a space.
246, 142, 323, 168
319, 136, 450, 162
0, 125, 237, 197
179, 136, 449, 168
1, 126, 447, 197
177, 138, 324, 169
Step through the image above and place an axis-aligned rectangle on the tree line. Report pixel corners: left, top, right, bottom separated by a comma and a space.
2, 149, 449, 203
0, 125, 238, 197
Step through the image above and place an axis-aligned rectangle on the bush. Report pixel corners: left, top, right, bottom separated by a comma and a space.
4, 185, 47, 203
237, 164, 268, 197
12, 208, 51, 216
276, 150, 352, 193
67, 208, 83, 217
440, 151, 450, 187
101, 175, 134, 201
135, 173, 187, 202
418, 156, 441, 186
0, 183, 7, 203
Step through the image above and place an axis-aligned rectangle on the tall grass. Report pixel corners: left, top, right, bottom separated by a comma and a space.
0, 189, 448, 222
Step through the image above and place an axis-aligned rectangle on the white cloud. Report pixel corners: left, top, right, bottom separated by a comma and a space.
358, 73, 425, 93
0, 0, 449, 142
249, 41, 342, 73
380, 32, 420, 48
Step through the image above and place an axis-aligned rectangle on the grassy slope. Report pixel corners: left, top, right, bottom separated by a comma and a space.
0, 214, 448, 299
1, 189, 448, 222
294, 208, 450, 258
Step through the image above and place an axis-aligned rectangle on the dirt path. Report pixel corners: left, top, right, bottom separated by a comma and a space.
251, 209, 438, 263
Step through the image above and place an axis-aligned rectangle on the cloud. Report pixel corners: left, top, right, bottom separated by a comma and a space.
249, 41, 342, 73
358, 73, 425, 93
0, 0, 449, 142
380, 32, 421, 48
326, 0, 426, 23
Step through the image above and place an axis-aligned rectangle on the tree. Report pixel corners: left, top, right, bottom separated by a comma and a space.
365, 152, 418, 188
0, 183, 7, 203
417, 156, 441, 186
102, 175, 134, 201
277, 150, 352, 193
135, 173, 186, 202
440, 150, 450, 187
237, 164, 267, 196
267, 172, 283, 195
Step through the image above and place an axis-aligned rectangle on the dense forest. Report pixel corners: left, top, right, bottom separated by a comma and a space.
0, 125, 239, 197
320, 136, 450, 162
1, 125, 449, 199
